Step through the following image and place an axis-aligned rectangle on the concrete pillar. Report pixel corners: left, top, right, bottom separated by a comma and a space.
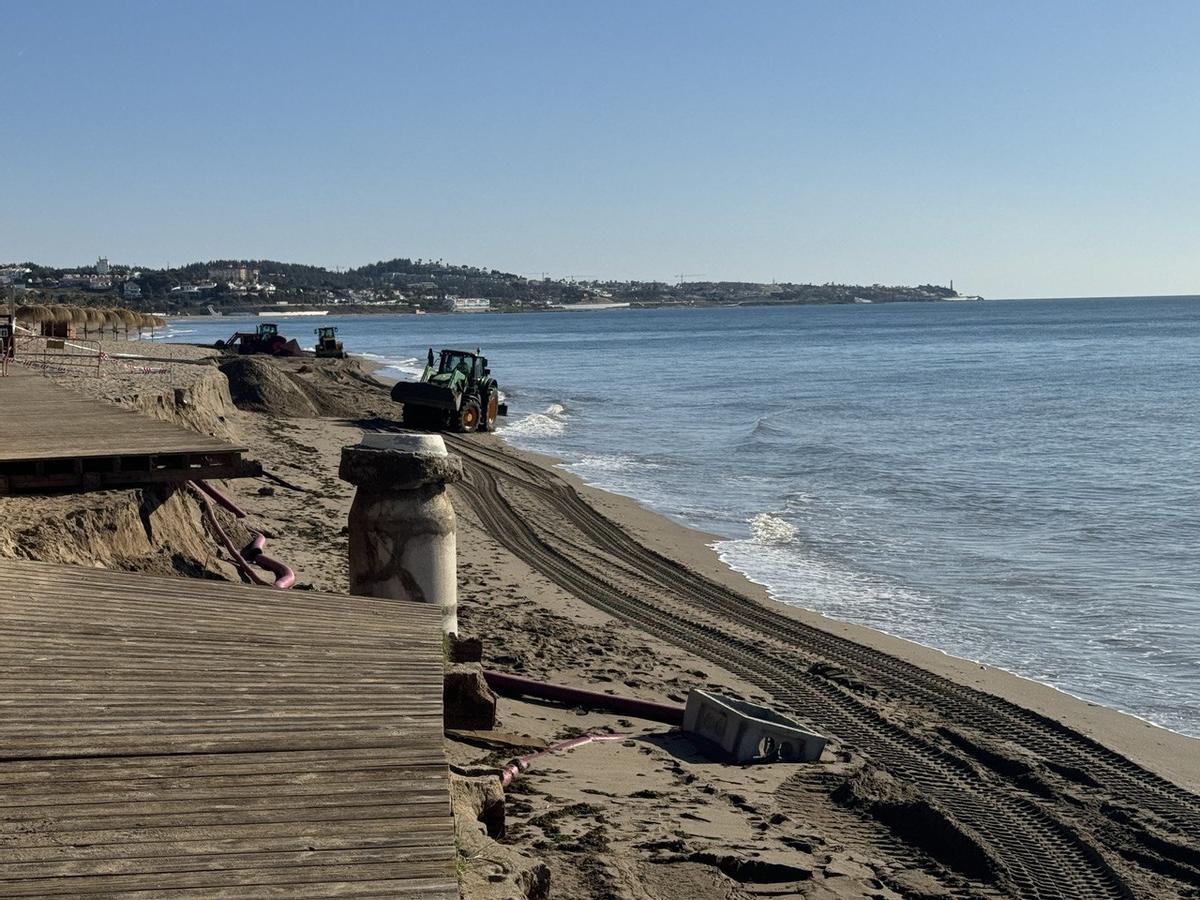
338, 433, 464, 634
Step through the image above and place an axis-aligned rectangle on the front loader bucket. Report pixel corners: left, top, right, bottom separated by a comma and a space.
391, 381, 460, 411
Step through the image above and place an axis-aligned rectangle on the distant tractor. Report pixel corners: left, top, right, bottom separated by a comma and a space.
313, 326, 346, 359
215, 323, 301, 356
391, 347, 508, 433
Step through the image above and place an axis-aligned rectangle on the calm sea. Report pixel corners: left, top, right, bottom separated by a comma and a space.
165, 298, 1200, 736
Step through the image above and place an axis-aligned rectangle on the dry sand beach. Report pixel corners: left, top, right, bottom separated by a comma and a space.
4, 338, 1199, 899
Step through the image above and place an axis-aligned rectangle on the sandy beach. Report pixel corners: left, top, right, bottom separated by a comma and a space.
4, 339, 1198, 900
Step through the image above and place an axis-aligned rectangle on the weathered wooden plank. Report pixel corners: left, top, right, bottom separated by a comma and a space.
0, 846, 456, 880
96, 876, 459, 899
0, 558, 455, 893
0, 750, 447, 782
0, 825, 451, 861
0, 801, 453, 835
0, 861, 458, 896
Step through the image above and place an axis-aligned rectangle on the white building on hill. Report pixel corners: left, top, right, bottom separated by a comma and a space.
451, 297, 491, 312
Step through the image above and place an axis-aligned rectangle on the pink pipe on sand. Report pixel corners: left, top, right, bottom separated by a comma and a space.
189, 482, 271, 587
500, 732, 628, 788
190, 480, 296, 589
242, 532, 296, 590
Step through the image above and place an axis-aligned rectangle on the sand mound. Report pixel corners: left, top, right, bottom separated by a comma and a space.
0, 486, 233, 581
219, 357, 334, 417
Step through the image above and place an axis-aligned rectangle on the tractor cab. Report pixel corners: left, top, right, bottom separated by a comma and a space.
433, 348, 488, 376
257, 323, 279, 339
433, 348, 475, 376
313, 325, 346, 358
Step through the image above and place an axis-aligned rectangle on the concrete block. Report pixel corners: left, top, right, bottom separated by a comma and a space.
361, 432, 448, 456
682, 689, 827, 763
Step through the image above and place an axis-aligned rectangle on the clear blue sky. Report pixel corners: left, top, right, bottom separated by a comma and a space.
3, 1, 1198, 298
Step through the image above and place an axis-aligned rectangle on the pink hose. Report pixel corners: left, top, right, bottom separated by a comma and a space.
242, 532, 296, 590
190, 480, 295, 589
193, 478, 249, 517
189, 482, 271, 587
500, 732, 628, 788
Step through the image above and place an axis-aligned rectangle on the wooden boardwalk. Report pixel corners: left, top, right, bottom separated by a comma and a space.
0, 366, 259, 493
0, 558, 457, 898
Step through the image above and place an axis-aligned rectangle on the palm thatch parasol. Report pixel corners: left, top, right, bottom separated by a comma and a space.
83, 307, 105, 336
116, 308, 139, 338
100, 309, 122, 337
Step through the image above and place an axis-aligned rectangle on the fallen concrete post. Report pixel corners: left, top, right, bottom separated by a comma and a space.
485, 670, 685, 725
339, 432, 463, 634
683, 689, 828, 763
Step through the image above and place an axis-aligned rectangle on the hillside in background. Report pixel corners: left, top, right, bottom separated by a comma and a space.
0, 256, 963, 314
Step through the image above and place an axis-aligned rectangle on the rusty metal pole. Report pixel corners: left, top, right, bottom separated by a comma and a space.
339, 433, 463, 634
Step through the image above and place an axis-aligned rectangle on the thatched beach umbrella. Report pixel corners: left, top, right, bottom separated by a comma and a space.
100, 308, 121, 338
48, 305, 72, 324
83, 307, 105, 337
117, 308, 139, 338
15, 305, 48, 325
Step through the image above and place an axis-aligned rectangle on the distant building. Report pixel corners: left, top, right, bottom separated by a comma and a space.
452, 297, 491, 312
0, 266, 29, 286
95, 257, 110, 275
122, 281, 142, 299
208, 264, 259, 283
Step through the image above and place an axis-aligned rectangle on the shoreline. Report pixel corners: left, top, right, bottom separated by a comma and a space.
366, 356, 1199, 792
504, 440, 1200, 793
12, 340, 1197, 896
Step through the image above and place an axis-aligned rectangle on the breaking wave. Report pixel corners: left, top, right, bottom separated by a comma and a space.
500, 402, 570, 437
361, 353, 426, 379
749, 512, 799, 544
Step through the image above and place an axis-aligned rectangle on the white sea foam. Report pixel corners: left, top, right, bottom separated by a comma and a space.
361, 353, 426, 378
714, 531, 944, 639
571, 453, 666, 474
749, 512, 799, 544
500, 402, 570, 437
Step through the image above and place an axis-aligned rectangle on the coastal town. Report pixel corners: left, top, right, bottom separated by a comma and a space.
1, 256, 973, 317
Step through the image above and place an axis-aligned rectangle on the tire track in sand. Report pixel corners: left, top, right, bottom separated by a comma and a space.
443, 435, 1153, 899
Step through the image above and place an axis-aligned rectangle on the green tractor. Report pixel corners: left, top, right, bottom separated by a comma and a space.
391, 347, 508, 433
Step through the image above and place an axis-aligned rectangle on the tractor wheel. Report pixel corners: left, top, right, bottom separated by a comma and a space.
457, 398, 481, 433
480, 391, 499, 432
